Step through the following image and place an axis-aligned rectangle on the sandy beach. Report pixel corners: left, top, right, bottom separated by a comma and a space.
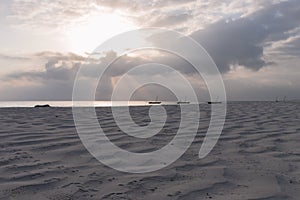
0, 102, 299, 200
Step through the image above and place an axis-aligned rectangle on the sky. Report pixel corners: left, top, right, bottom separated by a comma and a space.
0, 0, 299, 101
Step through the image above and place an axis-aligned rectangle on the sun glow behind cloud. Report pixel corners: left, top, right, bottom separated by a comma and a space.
66, 13, 137, 54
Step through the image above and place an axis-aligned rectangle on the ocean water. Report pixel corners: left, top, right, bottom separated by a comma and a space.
0, 102, 299, 199
0, 101, 180, 108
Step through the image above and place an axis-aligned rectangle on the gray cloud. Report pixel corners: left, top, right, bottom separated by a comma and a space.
191, 0, 300, 72
5, 53, 81, 82
270, 34, 300, 58
2, 50, 201, 100
2, 0, 300, 101
282, 36, 300, 56
1, 52, 84, 100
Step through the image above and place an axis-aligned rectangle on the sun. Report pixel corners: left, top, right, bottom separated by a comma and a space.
67, 13, 137, 54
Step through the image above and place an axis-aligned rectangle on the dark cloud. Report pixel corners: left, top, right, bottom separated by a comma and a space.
78, 50, 196, 79
2, 0, 300, 101
3, 50, 201, 100
2, 52, 84, 100
191, 0, 300, 72
6, 53, 81, 82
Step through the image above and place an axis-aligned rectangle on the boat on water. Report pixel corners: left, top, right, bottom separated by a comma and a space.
275, 96, 287, 102
148, 101, 162, 105
148, 97, 161, 105
207, 96, 221, 104
207, 101, 221, 104
177, 101, 190, 104
177, 97, 190, 104
34, 104, 51, 108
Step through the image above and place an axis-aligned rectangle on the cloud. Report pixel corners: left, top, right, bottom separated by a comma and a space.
1, 51, 85, 100
2, 0, 300, 101
33, 51, 86, 61
6, 53, 81, 82
8, 0, 275, 33
190, 0, 300, 72
94, 0, 195, 12
2, 50, 203, 100
0, 53, 29, 61
223, 60, 300, 101
266, 29, 300, 59
280, 36, 300, 57
148, 12, 192, 27
9, 0, 96, 30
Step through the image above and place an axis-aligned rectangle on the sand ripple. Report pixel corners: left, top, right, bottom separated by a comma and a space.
0, 102, 299, 199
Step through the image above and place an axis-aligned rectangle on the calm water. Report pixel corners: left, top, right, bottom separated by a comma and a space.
0, 101, 182, 108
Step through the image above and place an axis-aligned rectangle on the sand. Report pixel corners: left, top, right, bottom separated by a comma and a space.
0, 102, 299, 200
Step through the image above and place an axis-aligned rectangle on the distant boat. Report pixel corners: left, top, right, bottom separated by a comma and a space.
34, 104, 51, 108
177, 101, 190, 104
148, 96, 161, 105
275, 96, 287, 102
148, 101, 161, 105
207, 96, 221, 104
207, 101, 221, 104
177, 97, 190, 104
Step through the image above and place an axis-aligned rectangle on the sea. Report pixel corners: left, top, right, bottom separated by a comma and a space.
0, 101, 182, 108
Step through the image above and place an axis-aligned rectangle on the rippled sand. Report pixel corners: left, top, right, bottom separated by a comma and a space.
0, 102, 299, 200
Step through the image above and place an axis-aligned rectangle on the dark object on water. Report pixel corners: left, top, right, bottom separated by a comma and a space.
177, 101, 190, 104
148, 101, 161, 105
34, 104, 51, 108
177, 97, 190, 104
148, 96, 161, 105
208, 96, 221, 104
207, 101, 221, 104
275, 96, 287, 102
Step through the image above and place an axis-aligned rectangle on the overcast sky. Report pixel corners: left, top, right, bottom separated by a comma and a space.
0, 0, 299, 101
